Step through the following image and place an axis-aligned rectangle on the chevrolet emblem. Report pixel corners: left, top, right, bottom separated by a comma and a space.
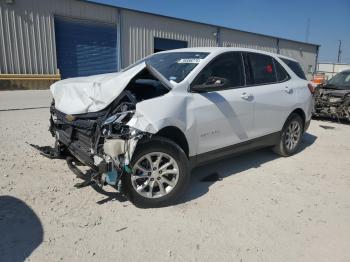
65, 114, 75, 122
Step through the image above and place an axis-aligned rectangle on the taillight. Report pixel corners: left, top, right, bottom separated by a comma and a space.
307, 83, 315, 94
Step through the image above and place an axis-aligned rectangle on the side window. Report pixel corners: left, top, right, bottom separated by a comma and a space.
274, 59, 290, 82
280, 58, 307, 80
192, 52, 244, 89
246, 53, 277, 85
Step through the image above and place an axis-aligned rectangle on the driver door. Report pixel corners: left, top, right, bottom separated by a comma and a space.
190, 52, 255, 155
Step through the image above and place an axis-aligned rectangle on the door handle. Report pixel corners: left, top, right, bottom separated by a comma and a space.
284, 86, 293, 94
240, 92, 253, 100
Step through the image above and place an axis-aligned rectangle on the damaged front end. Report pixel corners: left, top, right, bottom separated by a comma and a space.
35, 63, 173, 190
46, 91, 149, 189
314, 87, 350, 121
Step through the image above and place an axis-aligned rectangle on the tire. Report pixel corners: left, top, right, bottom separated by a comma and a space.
122, 136, 190, 208
273, 113, 304, 157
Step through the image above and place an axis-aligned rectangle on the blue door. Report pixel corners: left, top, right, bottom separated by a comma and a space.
55, 16, 118, 79
154, 37, 188, 53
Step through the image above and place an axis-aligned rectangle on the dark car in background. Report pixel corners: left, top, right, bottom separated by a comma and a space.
314, 70, 350, 121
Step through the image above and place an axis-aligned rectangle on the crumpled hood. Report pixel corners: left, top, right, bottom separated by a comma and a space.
50, 63, 146, 115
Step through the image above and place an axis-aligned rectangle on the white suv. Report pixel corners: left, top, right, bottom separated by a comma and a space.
47, 47, 313, 207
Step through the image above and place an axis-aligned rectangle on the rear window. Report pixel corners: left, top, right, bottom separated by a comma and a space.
280, 58, 307, 80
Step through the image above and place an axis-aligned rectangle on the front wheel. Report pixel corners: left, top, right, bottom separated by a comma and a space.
122, 137, 190, 208
273, 113, 304, 157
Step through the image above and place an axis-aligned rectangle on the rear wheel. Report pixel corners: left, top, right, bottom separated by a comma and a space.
123, 137, 190, 208
273, 113, 304, 156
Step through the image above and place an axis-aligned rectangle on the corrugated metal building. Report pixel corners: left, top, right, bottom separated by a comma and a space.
0, 0, 319, 87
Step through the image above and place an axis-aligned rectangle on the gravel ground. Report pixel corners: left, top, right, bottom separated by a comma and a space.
1, 94, 350, 261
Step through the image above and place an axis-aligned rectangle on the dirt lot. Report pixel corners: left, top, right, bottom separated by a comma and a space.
1, 91, 350, 262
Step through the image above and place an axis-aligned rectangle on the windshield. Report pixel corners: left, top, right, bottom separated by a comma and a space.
123, 52, 209, 83
327, 71, 350, 89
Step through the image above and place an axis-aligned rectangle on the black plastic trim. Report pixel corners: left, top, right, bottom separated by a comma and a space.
189, 131, 280, 167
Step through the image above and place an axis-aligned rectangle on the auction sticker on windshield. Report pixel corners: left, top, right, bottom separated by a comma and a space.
177, 58, 203, 64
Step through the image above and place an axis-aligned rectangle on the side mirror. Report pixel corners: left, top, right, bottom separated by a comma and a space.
191, 77, 229, 93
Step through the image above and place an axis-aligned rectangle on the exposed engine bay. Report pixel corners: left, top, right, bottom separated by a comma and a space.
36, 68, 170, 189
314, 86, 350, 121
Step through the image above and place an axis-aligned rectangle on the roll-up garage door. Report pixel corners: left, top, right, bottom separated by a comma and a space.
54, 16, 118, 79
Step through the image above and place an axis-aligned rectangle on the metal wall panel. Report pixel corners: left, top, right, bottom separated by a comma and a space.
0, 0, 318, 79
220, 28, 278, 53
121, 10, 217, 67
221, 29, 318, 79
0, 0, 118, 75
279, 39, 318, 79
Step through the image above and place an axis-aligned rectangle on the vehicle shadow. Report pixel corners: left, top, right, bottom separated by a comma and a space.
72, 133, 317, 206
180, 132, 317, 204
0, 196, 43, 262
92, 183, 128, 205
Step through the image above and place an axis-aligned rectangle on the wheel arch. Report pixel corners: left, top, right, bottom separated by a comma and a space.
289, 108, 306, 128
155, 126, 190, 157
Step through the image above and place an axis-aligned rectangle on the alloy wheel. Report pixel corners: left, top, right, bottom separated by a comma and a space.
284, 120, 301, 151
131, 152, 179, 199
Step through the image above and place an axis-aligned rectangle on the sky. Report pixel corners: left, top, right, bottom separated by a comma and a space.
90, 0, 350, 63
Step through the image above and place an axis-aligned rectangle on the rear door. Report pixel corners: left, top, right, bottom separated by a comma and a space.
190, 52, 255, 154
243, 52, 297, 137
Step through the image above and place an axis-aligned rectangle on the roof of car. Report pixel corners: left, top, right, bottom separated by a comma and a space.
160, 47, 298, 62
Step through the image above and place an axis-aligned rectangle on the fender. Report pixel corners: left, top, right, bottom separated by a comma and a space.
127, 92, 197, 156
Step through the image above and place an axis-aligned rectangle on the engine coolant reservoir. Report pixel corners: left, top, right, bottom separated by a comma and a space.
103, 139, 126, 159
